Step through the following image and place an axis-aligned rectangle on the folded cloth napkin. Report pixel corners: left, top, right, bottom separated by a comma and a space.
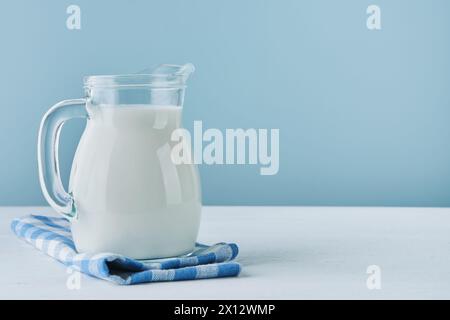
11, 214, 241, 285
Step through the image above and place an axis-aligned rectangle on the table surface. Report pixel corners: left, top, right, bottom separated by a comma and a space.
1, 206, 450, 300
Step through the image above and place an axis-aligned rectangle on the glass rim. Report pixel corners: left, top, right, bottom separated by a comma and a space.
83, 73, 189, 89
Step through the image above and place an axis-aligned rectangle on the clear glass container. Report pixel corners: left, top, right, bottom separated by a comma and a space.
38, 64, 202, 259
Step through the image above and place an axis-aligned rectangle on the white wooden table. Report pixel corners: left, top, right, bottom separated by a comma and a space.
1, 206, 450, 299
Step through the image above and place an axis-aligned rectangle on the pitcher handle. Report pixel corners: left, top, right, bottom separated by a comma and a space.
37, 99, 88, 220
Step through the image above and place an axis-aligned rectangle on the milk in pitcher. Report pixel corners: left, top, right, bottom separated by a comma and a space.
69, 105, 201, 259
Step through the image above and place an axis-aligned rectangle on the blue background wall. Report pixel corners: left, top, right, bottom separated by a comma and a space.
1, 0, 450, 206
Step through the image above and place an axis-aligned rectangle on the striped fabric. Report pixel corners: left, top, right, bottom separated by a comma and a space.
11, 214, 241, 285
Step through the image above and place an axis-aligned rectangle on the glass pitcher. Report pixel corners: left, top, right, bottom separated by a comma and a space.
37, 64, 201, 259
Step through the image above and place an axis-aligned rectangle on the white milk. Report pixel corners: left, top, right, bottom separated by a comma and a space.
68, 104, 202, 259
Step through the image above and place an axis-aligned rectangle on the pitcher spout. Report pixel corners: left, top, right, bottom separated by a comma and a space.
151, 63, 195, 83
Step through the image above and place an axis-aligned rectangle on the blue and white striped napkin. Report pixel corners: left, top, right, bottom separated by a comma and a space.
11, 214, 241, 285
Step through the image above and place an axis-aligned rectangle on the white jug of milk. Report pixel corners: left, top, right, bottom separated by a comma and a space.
37, 64, 201, 259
